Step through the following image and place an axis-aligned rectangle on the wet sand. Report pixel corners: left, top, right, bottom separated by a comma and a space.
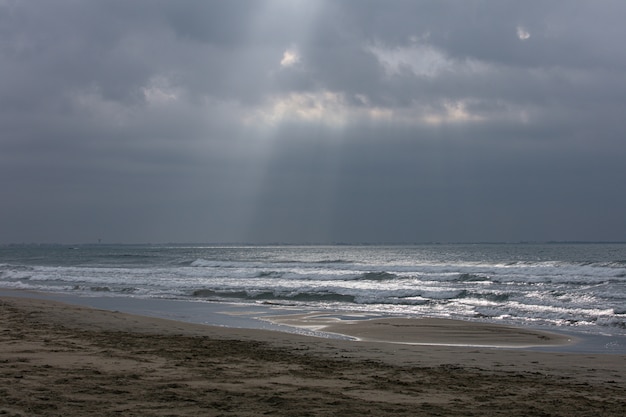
265, 312, 572, 348
1, 296, 625, 416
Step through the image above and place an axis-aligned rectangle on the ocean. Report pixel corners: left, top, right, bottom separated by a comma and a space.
1, 243, 625, 344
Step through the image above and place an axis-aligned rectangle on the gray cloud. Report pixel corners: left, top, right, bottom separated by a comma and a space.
1, 0, 625, 243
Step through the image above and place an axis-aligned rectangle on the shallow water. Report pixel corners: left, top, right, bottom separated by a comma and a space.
3, 289, 625, 354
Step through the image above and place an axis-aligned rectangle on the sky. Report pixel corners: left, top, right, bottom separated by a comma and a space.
1, 0, 626, 244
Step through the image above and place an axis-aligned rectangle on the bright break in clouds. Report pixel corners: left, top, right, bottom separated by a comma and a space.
1, 0, 625, 244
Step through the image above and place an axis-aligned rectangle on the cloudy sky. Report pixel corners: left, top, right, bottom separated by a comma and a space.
2, 0, 625, 244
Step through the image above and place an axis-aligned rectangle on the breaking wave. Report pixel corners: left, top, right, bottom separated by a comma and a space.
191, 288, 356, 303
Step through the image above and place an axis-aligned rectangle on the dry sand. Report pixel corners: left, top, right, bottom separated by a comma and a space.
1, 296, 625, 416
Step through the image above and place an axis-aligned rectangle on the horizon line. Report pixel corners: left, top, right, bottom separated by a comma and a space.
2, 240, 626, 247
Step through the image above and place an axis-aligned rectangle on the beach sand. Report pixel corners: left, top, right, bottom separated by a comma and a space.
1, 296, 625, 416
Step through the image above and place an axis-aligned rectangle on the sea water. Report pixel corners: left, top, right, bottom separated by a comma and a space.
1, 243, 625, 344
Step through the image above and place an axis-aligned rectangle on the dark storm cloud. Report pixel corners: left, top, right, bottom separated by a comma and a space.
1, 0, 625, 243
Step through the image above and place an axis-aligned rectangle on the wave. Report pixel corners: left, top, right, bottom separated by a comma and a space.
101, 253, 156, 259
90, 286, 110, 292
460, 290, 512, 302
313, 259, 351, 264
189, 259, 228, 267
191, 289, 246, 298
74, 285, 139, 294
191, 288, 356, 303
455, 273, 491, 282
597, 317, 626, 329
0, 264, 35, 276
256, 271, 284, 278
408, 289, 513, 302
357, 271, 398, 281
285, 292, 356, 302
187, 286, 516, 307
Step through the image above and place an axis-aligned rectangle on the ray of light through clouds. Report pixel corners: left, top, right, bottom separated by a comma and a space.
1, 0, 626, 244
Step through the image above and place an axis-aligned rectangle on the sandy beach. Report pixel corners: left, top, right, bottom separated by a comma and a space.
1, 296, 625, 416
